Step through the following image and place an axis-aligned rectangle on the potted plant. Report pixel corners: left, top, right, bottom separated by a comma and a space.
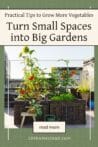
77, 79, 90, 108
14, 46, 48, 125
47, 60, 86, 124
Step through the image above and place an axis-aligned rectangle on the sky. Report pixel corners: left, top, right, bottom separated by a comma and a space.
5, 46, 94, 79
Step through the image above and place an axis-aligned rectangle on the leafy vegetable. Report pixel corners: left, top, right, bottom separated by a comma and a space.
51, 93, 75, 101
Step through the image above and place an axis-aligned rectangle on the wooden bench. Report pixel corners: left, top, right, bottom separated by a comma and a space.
20, 112, 36, 128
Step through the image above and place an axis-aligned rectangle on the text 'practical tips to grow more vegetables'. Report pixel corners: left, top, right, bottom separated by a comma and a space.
0, 10, 98, 45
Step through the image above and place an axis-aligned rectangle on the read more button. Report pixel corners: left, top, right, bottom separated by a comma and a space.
33, 122, 65, 133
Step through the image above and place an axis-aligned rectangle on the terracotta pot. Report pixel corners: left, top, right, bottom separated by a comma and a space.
81, 92, 90, 108
81, 92, 90, 101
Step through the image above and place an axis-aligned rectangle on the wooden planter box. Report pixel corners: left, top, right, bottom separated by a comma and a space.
39, 100, 51, 120
14, 99, 50, 125
14, 99, 86, 125
14, 100, 29, 125
50, 99, 86, 124
39, 99, 86, 124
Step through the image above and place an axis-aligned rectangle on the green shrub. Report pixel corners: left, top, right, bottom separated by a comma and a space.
51, 93, 75, 101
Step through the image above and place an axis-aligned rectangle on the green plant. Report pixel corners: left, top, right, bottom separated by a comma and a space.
77, 79, 90, 93
16, 46, 49, 101
51, 92, 75, 101
27, 99, 42, 116
48, 60, 77, 99
77, 79, 90, 108
47, 70, 60, 98
59, 60, 78, 90
51, 60, 77, 94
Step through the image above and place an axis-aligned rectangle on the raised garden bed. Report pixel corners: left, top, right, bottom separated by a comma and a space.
14, 100, 29, 125
14, 99, 49, 125
50, 99, 86, 124
14, 99, 86, 125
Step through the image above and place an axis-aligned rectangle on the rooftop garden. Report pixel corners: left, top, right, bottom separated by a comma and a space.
13, 46, 91, 125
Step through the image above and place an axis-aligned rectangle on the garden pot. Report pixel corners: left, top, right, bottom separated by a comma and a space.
81, 92, 90, 109
45, 115, 56, 121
